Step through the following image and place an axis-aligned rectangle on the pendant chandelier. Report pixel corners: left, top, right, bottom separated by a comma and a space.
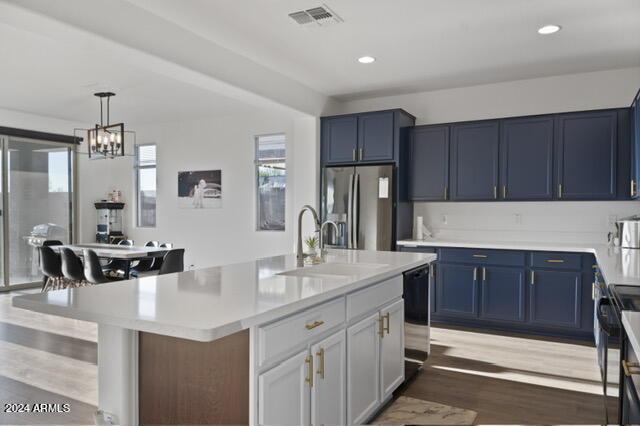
87, 92, 125, 159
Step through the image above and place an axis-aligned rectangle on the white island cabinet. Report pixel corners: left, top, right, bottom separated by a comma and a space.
13, 249, 435, 425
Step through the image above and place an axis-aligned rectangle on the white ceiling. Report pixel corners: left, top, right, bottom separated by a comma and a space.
0, 0, 638, 124
0, 21, 255, 124
129, 0, 640, 100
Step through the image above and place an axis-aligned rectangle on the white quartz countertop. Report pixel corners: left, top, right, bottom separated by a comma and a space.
623, 311, 640, 356
13, 250, 434, 342
398, 238, 640, 286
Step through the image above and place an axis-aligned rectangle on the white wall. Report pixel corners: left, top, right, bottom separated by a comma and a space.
414, 201, 639, 244
80, 110, 319, 269
333, 67, 640, 244
332, 67, 640, 124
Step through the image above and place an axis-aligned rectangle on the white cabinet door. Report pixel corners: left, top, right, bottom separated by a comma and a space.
380, 299, 405, 400
347, 312, 381, 425
258, 350, 310, 426
311, 329, 346, 426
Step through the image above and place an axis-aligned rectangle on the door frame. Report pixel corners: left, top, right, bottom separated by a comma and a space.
0, 133, 78, 291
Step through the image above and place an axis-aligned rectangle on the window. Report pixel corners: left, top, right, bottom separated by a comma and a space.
135, 144, 157, 227
255, 134, 286, 231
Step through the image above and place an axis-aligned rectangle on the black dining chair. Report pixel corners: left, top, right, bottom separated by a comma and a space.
39, 246, 64, 291
42, 240, 63, 247
149, 243, 174, 272
158, 249, 185, 275
104, 239, 135, 276
83, 249, 111, 284
130, 241, 159, 278
60, 248, 86, 285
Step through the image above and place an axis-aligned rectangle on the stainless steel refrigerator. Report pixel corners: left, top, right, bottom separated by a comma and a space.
321, 165, 394, 251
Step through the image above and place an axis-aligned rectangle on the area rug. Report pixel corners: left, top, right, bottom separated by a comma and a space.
373, 396, 477, 425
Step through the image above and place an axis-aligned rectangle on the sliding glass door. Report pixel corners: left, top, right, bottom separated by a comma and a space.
0, 135, 75, 289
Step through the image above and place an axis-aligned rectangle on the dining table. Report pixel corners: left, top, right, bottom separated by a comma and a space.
53, 243, 174, 279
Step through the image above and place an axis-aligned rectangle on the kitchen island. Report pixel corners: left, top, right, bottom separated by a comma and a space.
13, 249, 435, 426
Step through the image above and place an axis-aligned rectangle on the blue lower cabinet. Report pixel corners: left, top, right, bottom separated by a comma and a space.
529, 269, 581, 329
435, 263, 478, 317
479, 266, 526, 322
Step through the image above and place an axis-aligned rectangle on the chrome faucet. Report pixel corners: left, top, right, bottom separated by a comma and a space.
319, 220, 339, 259
297, 205, 321, 265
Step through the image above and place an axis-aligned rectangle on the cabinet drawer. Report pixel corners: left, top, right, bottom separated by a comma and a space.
625, 339, 640, 399
258, 298, 345, 366
439, 248, 525, 266
530, 252, 582, 270
347, 276, 402, 321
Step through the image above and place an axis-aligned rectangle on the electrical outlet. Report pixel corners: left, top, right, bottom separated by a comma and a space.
441, 215, 448, 225
189, 264, 195, 271
514, 213, 522, 225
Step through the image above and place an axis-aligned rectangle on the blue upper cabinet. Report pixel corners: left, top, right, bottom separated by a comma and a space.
556, 110, 618, 200
409, 125, 450, 201
632, 90, 640, 199
322, 116, 358, 164
500, 116, 554, 200
450, 120, 500, 200
358, 111, 394, 162
321, 110, 415, 166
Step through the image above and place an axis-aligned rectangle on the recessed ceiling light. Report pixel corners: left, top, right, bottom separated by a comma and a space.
358, 56, 375, 64
538, 24, 561, 35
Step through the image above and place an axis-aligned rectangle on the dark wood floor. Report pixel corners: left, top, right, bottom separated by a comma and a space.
398, 325, 616, 425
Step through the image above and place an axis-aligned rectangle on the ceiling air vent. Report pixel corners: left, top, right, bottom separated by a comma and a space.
288, 4, 343, 26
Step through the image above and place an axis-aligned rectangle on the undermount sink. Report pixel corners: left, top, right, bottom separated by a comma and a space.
278, 262, 388, 279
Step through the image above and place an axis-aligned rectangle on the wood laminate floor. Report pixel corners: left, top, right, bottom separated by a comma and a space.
0, 290, 97, 425
0, 289, 615, 425
400, 325, 616, 425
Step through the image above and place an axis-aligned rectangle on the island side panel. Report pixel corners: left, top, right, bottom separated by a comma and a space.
138, 329, 250, 425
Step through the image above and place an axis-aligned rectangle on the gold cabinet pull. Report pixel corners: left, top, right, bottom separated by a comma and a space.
473, 254, 488, 258
444, 186, 448, 200
305, 355, 314, 387
316, 348, 325, 379
473, 267, 478, 282
482, 267, 486, 281
358, 148, 363, 161
530, 270, 535, 285
493, 186, 498, 199
502, 185, 507, 199
623, 360, 640, 376
558, 183, 563, 198
305, 320, 325, 330
546, 259, 565, 263
383, 312, 390, 335
352, 149, 357, 161
378, 315, 385, 337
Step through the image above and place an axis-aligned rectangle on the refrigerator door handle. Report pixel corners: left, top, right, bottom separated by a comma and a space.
353, 173, 359, 249
347, 173, 354, 249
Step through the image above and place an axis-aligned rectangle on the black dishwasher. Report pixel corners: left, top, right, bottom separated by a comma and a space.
403, 264, 431, 378
404, 264, 430, 324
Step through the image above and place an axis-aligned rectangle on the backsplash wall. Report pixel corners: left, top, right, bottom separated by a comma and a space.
413, 201, 640, 244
